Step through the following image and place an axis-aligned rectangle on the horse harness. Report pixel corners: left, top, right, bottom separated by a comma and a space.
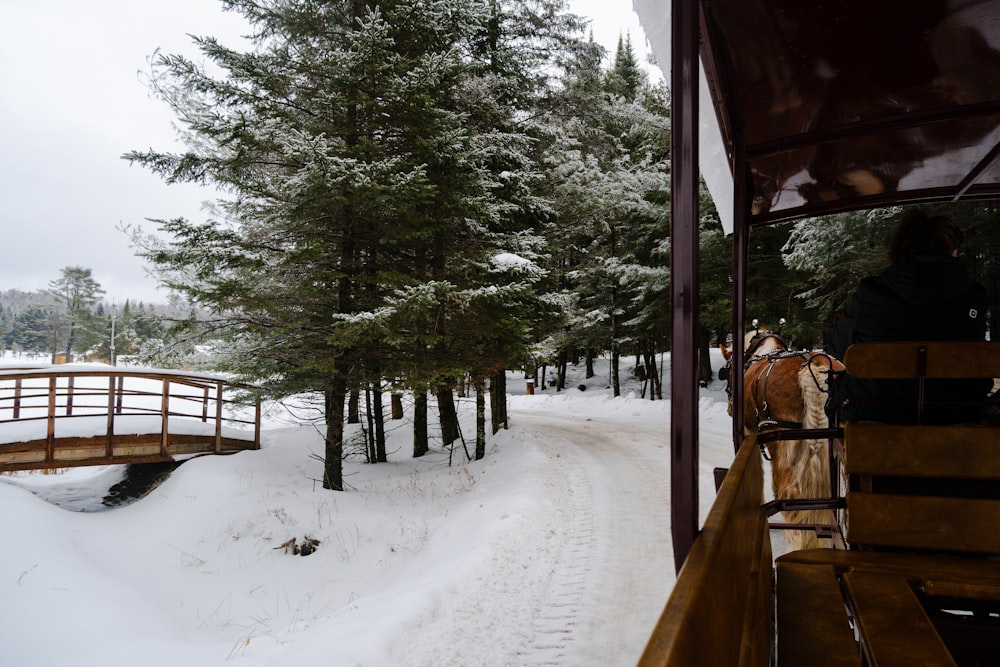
726, 331, 837, 433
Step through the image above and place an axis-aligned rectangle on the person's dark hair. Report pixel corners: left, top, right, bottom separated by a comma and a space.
887, 209, 964, 264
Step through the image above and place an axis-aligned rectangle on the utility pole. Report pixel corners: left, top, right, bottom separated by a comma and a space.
109, 306, 117, 367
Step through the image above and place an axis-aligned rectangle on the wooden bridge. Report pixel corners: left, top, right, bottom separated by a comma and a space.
0, 365, 260, 472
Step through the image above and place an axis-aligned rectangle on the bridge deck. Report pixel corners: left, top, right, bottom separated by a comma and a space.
0, 365, 260, 472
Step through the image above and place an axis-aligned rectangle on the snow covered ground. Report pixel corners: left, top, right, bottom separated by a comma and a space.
0, 353, 739, 666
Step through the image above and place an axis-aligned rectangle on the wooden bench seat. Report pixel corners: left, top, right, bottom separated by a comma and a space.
776, 549, 1000, 667
843, 571, 956, 667
775, 341, 1000, 667
775, 561, 860, 667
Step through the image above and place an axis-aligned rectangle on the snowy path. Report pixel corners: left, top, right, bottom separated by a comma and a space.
0, 378, 741, 666
509, 406, 675, 666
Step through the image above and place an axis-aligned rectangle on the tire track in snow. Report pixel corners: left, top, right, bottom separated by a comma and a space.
517, 440, 595, 665
512, 409, 674, 666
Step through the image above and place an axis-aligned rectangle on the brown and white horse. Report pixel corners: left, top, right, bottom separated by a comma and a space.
722, 324, 844, 551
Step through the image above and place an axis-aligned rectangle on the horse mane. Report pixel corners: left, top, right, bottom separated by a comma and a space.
784, 353, 840, 551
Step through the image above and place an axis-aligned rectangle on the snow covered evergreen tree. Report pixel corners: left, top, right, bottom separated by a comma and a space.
534, 35, 670, 396
48, 266, 105, 363
125, 0, 589, 484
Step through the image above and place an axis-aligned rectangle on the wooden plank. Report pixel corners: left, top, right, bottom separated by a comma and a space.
53, 444, 106, 461
845, 423, 1000, 478
776, 562, 860, 667
113, 444, 164, 457
842, 572, 957, 667
738, 533, 775, 667
847, 493, 1000, 554
843, 341, 1000, 379
639, 436, 772, 667
923, 578, 1000, 602
0, 449, 47, 465
778, 548, 1000, 585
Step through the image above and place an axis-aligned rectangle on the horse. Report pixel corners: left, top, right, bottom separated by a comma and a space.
721, 323, 845, 551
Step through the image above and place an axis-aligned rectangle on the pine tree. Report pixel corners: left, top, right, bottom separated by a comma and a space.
48, 266, 105, 363
535, 39, 670, 396
125, 0, 583, 484
604, 33, 643, 102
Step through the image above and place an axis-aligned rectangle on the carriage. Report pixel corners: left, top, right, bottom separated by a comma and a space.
634, 1, 1000, 665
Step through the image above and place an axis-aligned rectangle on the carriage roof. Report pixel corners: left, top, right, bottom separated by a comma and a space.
639, 0, 1000, 233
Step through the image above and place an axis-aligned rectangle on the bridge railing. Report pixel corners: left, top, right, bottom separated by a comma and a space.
0, 365, 261, 471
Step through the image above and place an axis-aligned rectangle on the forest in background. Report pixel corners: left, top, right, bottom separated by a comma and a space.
0, 269, 203, 364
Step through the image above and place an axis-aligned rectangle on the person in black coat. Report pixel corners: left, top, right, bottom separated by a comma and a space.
825, 209, 990, 423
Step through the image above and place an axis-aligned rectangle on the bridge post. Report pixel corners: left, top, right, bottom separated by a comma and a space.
215, 381, 224, 454
160, 378, 170, 457
46, 376, 56, 464
106, 376, 116, 458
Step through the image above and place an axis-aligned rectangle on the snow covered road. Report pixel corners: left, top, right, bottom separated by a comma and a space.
510, 408, 674, 665
0, 379, 740, 666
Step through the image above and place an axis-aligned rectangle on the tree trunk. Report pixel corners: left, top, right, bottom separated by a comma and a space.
475, 380, 486, 460
489, 374, 500, 434
611, 348, 621, 397
348, 389, 361, 424
644, 347, 661, 400
436, 387, 459, 445
585, 349, 595, 378
698, 327, 714, 387
364, 388, 376, 463
63, 317, 80, 364
556, 349, 567, 391
391, 393, 403, 420
609, 227, 621, 397
413, 390, 428, 458
323, 376, 347, 491
373, 383, 386, 463
496, 369, 507, 429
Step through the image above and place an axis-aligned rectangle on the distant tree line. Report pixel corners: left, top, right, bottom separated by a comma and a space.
0, 266, 193, 363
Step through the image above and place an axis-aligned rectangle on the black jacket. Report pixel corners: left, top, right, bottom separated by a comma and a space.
825, 255, 989, 423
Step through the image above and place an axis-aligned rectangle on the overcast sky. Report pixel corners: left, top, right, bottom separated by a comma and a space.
0, 1, 654, 305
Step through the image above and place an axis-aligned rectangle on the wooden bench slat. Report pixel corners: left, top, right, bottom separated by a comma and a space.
844, 423, 1000, 478
847, 493, 1000, 554
924, 577, 1000, 602
843, 572, 957, 667
843, 341, 1000, 379
777, 548, 1000, 586
776, 562, 861, 667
